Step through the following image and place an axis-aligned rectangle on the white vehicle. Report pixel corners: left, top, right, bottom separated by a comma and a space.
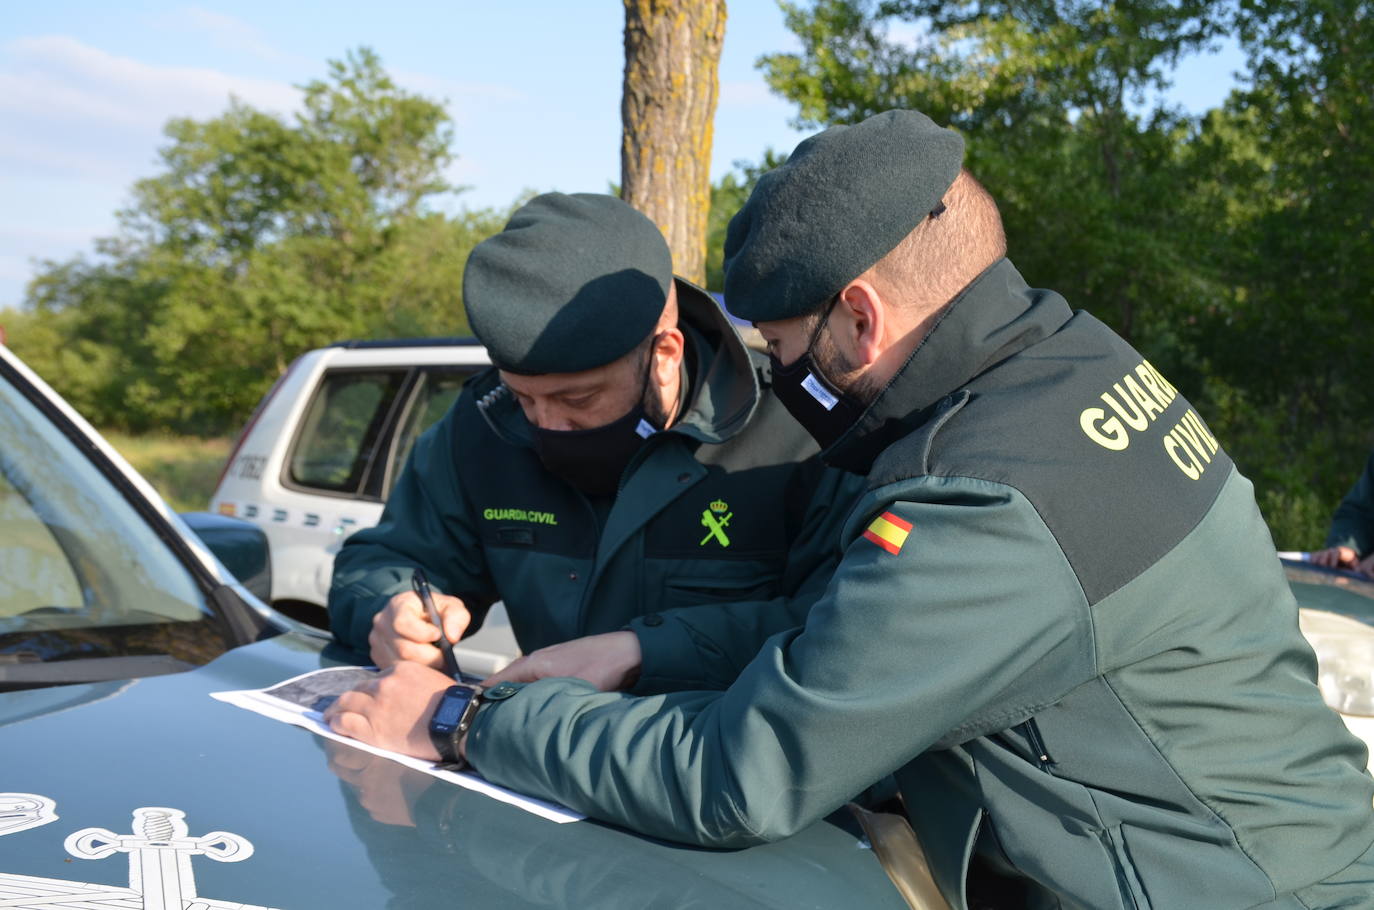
209, 338, 518, 672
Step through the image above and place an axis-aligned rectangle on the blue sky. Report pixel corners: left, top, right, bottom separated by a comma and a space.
0, 2, 1246, 309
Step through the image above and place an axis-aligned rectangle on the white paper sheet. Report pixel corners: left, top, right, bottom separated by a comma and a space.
210, 666, 582, 824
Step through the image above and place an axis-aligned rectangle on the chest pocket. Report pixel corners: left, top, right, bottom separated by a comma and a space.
660, 559, 783, 611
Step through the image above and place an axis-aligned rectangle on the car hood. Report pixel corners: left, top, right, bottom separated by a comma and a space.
1, 634, 906, 909
1284, 562, 1374, 623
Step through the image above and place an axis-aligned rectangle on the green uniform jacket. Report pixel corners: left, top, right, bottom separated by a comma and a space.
1327, 452, 1374, 559
329, 281, 864, 693
466, 260, 1374, 909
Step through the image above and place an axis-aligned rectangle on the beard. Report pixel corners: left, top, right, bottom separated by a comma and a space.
812, 329, 883, 410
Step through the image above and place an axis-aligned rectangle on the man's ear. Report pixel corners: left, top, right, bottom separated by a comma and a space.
836, 279, 886, 368
650, 327, 685, 388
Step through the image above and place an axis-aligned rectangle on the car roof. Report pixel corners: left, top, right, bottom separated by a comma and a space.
328, 337, 485, 350
311, 338, 492, 368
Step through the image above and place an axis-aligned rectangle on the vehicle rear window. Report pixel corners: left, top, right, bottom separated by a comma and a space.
384, 371, 470, 497
288, 371, 405, 494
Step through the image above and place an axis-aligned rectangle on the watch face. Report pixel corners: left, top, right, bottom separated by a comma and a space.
433, 687, 476, 728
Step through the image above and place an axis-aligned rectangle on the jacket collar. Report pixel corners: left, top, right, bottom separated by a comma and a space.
474, 277, 760, 448
822, 258, 1074, 474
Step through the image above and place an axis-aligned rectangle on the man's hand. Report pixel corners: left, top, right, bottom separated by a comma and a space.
481, 630, 642, 692
324, 661, 452, 760
1312, 546, 1359, 570
369, 590, 471, 669
324, 739, 433, 827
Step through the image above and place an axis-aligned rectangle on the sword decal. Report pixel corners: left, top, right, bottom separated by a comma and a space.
65, 807, 254, 910
0, 793, 57, 838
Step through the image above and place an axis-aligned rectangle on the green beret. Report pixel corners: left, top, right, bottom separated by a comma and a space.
722, 109, 964, 322
463, 192, 672, 374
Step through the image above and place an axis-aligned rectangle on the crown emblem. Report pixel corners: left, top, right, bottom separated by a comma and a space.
709, 499, 728, 514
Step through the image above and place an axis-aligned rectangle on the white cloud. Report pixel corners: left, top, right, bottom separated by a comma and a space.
390, 68, 528, 130
0, 34, 304, 299
0, 254, 33, 284
0, 35, 298, 130
882, 18, 934, 51
160, 6, 289, 62
394, 69, 527, 105
718, 79, 776, 108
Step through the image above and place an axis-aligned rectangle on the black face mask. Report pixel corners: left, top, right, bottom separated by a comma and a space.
767, 297, 870, 452
530, 340, 664, 497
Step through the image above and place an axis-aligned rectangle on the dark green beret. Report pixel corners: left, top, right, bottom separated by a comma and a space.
722, 109, 964, 322
463, 192, 672, 374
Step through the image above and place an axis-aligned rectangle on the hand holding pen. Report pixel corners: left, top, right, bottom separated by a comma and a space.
366, 571, 472, 671
412, 568, 465, 682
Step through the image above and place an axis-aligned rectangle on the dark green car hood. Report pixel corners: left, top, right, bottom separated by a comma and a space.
1284, 562, 1374, 623
0, 633, 905, 909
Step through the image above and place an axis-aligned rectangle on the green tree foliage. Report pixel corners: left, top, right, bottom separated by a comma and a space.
7, 49, 503, 435
759, 0, 1373, 544
1187, 0, 1374, 541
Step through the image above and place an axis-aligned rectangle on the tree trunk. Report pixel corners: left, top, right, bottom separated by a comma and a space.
621, 0, 726, 285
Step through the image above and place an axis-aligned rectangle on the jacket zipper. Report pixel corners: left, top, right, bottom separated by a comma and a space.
1020, 718, 1055, 771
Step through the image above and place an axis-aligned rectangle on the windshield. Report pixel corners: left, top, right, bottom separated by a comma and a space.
0, 373, 233, 689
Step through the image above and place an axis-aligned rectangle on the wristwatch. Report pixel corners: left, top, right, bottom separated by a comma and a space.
428, 684, 485, 768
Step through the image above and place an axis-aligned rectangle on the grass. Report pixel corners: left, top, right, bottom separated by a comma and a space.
102, 432, 234, 513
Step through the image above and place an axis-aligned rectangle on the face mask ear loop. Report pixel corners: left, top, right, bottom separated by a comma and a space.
639, 331, 674, 430
804, 294, 843, 359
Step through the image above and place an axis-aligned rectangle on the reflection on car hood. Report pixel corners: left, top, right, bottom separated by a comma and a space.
1, 634, 905, 910
1284, 560, 1374, 624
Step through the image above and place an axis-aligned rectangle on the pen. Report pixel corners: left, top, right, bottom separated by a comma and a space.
412, 567, 464, 682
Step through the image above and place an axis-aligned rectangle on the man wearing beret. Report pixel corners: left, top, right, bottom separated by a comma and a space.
328, 192, 861, 694
328, 116, 1374, 907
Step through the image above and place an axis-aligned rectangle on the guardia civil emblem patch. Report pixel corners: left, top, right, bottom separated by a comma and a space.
699, 499, 732, 548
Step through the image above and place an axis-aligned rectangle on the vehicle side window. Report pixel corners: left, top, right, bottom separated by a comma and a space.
384, 371, 471, 498
0, 473, 81, 617
289, 371, 405, 494
2, 369, 226, 686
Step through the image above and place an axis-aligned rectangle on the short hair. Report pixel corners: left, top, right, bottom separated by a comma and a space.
862, 168, 1007, 310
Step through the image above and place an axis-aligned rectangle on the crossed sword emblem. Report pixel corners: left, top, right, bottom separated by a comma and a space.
63, 806, 254, 910
700, 508, 732, 547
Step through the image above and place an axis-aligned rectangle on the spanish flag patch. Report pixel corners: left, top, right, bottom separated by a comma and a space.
862, 511, 912, 555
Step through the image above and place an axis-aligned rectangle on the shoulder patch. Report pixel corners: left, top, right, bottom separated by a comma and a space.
863, 511, 912, 555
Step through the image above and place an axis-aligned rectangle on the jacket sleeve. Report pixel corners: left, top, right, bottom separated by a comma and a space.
328, 407, 497, 653
626, 463, 867, 694
1326, 452, 1374, 557
466, 474, 1096, 847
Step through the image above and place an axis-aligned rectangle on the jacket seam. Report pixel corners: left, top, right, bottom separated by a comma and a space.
919, 470, 1097, 661
908, 471, 1103, 727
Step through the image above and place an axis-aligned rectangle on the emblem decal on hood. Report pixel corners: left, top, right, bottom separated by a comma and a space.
0, 802, 281, 910
0, 793, 57, 838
